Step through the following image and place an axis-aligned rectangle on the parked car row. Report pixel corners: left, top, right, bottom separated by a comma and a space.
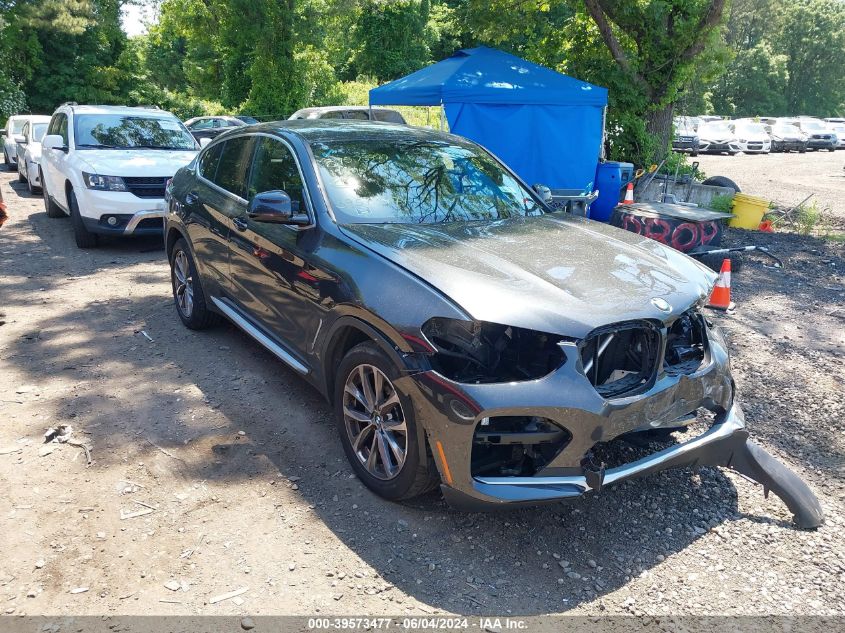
3, 105, 410, 248
672, 114, 844, 155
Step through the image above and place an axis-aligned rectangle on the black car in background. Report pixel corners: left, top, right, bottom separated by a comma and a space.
672, 117, 700, 156
184, 116, 253, 142
161, 120, 821, 527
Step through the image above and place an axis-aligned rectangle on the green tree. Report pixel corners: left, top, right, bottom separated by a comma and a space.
710, 42, 788, 116
582, 0, 730, 158
1, 0, 130, 112
350, 0, 432, 81
775, 0, 845, 116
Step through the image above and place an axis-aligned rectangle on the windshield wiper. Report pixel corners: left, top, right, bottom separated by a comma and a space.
77, 143, 124, 149
138, 145, 194, 150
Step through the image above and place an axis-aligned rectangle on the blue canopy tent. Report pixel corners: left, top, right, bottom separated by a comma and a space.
369, 46, 608, 193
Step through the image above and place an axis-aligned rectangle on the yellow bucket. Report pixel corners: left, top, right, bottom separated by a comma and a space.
730, 193, 770, 229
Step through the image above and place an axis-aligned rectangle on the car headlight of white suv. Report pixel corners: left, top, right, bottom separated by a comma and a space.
82, 172, 128, 192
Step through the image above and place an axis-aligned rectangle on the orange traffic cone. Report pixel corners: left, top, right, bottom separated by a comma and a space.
707, 259, 734, 310
622, 182, 634, 204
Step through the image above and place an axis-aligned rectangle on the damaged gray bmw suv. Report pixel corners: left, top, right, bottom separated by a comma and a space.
165, 121, 822, 528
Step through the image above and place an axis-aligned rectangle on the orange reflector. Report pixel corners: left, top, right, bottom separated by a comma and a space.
435, 441, 453, 485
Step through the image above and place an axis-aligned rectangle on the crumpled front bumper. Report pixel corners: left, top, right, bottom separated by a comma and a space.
400, 333, 824, 529
442, 402, 747, 506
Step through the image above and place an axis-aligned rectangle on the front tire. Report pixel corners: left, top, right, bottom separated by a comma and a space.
68, 189, 98, 248
335, 342, 439, 501
169, 238, 218, 329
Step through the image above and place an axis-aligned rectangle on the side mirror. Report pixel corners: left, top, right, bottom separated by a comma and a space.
199, 137, 211, 148
13, 134, 25, 144
248, 190, 310, 226
43, 135, 67, 151
532, 183, 553, 204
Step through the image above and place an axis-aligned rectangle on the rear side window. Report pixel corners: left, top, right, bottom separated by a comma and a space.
212, 136, 254, 198
198, 142, 225, 180
247, 137, 306, 213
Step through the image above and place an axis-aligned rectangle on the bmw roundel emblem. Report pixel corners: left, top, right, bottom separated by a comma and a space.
651, 297, 672, 313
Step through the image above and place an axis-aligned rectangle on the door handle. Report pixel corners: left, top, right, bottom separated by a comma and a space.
185, 191, 198, 204
233, 217, 249, 231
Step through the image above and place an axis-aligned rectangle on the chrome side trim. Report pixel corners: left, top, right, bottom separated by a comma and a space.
209, 296, 309, 375
124, 209, 165, 234
476, 404, 745, 492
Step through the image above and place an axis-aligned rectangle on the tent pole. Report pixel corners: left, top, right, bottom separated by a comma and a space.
600, 106, 607, 161
439, 102, 444, 131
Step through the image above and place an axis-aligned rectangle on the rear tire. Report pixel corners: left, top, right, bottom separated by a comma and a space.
69, 189, 98, 248
42, 170, 65, 218
335, 342, 439, 501
702, 176, 741, 193
18, 169, 25, 183
169, 238, 219, 330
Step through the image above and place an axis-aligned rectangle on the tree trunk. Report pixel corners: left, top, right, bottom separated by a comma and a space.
646, 103, 675, 163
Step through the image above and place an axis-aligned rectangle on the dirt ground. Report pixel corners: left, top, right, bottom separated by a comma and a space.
1, 157, 844, 620
696, 150, 845, 229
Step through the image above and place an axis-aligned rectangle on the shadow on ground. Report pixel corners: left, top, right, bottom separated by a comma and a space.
5, 288, 801, 615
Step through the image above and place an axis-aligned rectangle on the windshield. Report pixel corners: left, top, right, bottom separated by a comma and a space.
12, 119, 26, 133
700, 122, 732, 136
735, 122, 766, 134
773, 124, 800, 135
800, 120, 825, 131
312, 138, 544, 224
74, 114, 197, 150
32, 123, 48, 142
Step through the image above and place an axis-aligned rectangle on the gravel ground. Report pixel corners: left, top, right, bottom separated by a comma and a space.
696, 151, 845, 229
1, 166, 844, 620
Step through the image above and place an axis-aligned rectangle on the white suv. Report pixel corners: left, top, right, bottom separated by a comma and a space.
40, 104, 199, 248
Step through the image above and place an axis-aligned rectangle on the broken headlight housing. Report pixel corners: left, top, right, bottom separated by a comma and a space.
421, 317, 567, 384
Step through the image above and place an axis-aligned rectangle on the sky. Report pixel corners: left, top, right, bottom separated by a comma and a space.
120, 1, 157, 37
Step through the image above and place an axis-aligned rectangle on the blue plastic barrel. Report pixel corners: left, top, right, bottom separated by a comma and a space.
591, 161, 634, 222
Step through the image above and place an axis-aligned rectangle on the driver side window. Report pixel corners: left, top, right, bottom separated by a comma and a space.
247, 137, 305, 214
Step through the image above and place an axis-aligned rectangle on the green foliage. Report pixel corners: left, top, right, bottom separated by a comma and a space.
710, 43, 789, 116
777, 0, 845, 116
708, 193, 735, 213
661, 151, 706, 182
0, 75, 27, 125
686, 0, 845, 117
349, 0, 433, 82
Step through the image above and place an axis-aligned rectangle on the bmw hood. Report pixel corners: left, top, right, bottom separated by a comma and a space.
75, 150, 197, 177
341, 215, 718, 338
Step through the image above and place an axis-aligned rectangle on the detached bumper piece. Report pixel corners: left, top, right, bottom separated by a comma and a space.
443, 404, 824, 529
